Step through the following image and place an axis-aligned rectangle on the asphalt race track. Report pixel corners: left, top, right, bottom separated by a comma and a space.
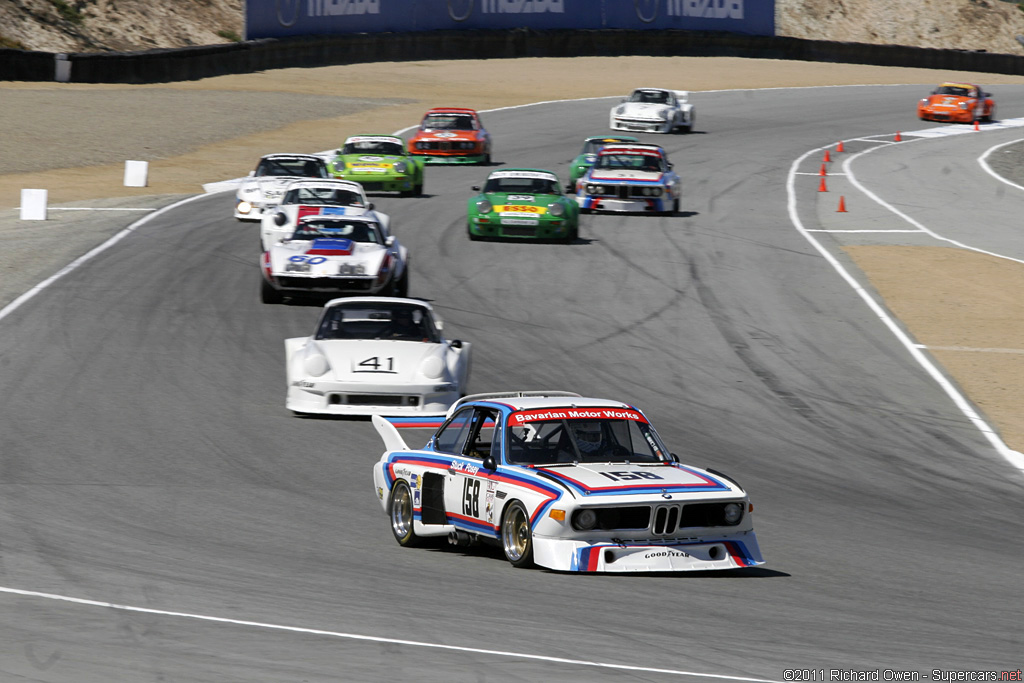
1, 84, 1023, 682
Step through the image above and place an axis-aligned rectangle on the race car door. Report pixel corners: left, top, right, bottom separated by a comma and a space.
442, 407, 500, 536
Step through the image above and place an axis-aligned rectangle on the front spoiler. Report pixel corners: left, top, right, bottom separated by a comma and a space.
533, 531, 764, 572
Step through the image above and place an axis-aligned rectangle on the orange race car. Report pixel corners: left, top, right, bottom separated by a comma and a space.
407, 107, 492, 164
917, 82, 995, 123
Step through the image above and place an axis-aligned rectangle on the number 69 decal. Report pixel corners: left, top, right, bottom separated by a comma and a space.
289, 255, 327, 265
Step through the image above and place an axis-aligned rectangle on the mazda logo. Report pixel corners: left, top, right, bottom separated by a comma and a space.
277, 0, 302, 27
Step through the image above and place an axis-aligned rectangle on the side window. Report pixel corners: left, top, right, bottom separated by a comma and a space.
434, 408, 474, 455
464, 409, 498, 460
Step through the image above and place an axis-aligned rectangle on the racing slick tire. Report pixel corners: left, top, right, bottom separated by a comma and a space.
501, 500, 535, 568
260, 277, 283, 304
389, 480, 423, 547
672, 197, 680, 214
983, 105, 995, 123
393, 267, 410, 298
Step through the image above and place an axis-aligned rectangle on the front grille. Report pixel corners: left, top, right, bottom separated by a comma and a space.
500, 225, 537, 237
360, 182, 384, 191
651, 503, 743, 535
328, 394, 420, 406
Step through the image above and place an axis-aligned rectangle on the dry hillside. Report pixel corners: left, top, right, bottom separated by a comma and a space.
2, 0, 1024, 55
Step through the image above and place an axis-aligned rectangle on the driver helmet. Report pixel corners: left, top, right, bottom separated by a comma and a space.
572, 421, 604, 454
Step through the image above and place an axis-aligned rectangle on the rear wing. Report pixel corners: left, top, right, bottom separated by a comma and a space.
674, 90, 690, 102
445, 391, 582, 420
372, 414, 411, 452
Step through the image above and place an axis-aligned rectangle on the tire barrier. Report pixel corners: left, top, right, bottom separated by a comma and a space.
2, 30, 1023, 84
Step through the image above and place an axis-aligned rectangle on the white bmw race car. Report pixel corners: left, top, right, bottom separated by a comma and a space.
609, 87, 695, 134
234, 153, 330, 221
259, 178, 389, 252
576, 143, 681, 214
260, 215, 408, 304
285, 297, 471, 416
372, 391, 764, 572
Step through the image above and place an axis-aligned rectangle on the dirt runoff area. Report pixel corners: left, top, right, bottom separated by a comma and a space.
2, 56, 1024, 459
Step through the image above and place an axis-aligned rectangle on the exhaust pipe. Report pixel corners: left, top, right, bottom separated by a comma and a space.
448, 530, 472, 547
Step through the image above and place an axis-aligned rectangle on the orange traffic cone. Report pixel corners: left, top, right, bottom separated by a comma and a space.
823, 150, 831, 163
837, 196, 847, 212
818, 177, 828, 192
836, 141, 845, 153
819, 164, 827, 176
895, 131, 902, 142
974, 120, 980, 131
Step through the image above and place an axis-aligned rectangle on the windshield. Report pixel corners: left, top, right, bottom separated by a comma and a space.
581, 138, 631, 155
629, 90, 670, 104
936, 85, 973, 97
505, 412, 670, 465
594, 153, 663, 172
282, 186, 364, 207
342, 140, 405, 156
291, 220, 380, 243
483, 176, 560, 195
255, 157, 326, 178
423, 114, 475, 131
315, 302, 439, 342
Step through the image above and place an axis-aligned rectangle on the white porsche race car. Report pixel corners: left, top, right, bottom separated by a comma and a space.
259, 178, 389, 252
372, 391, 764, 572
234, 153, 330, 221
285, 297, 471, 416
609, 87, 695, 134
260, 215, 408, 304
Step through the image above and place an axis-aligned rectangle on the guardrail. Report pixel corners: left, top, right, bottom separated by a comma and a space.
2, 29, 1023, 84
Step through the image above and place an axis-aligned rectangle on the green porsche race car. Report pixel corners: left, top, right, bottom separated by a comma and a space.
567, 135, 639, 191
467, 168, 579, 242
327, 135, 425, 196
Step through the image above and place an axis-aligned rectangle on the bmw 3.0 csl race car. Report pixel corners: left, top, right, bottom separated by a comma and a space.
259, 178, 388, 251
260, 215, 408, 304
576, 143, 681, 214
327, 135, 425, 196
567, 135, 638, 190
467, 169, 579, 242
408, 107, 492, 164
285, 297, 470, 416
610, 87, 694, 134
372, 391, 764, 572
917, 82, 995, 123
234, 153, 329, 221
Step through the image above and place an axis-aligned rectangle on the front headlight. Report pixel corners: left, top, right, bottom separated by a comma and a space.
304, 352, 329, 377
393, 161, 408, 174
649, 187, 663, 197
237, 201, 252, 214
475, 199, 492, 214
659, 111, 669, 120
547, 202, 565, 217
723, 503, 744, 525
959, 101, 969, 110
419, 355, 445, 379
571, 509, 598, 531
615, 106, 625, 115
337, 263, 367, 275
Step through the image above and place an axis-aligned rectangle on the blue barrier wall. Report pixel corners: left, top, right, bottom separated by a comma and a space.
245, 0, 775, 40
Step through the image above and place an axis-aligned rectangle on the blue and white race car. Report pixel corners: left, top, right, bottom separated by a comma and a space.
371, 391, 764, 572
259, 178, 389, 251
575, 143, 681, 215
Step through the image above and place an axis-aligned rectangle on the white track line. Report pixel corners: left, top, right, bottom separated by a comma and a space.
0, 586, 781, 682
790, 134, 1024, 472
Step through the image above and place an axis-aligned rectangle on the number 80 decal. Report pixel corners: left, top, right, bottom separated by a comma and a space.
289, 255, 328, 265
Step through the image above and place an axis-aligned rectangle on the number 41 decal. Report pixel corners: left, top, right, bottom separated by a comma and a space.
354, 356, 396, 373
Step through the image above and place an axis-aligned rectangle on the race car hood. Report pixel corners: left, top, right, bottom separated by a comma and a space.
587, 168, 663, 182
315, 339, 451, 382
269, 239, 387, 273
337, 155, 405, 173
536, 463, 738, 497
485, 192, 560, 209
243, 176, 297, 202
616, 103, 672, 120
413, 130, 480, 142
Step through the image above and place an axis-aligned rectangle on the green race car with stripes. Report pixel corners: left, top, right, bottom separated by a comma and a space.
327, 135, 424, 196
467, 169, 579, 242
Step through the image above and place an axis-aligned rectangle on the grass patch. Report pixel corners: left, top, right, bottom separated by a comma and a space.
0, 35, 28, 49
216, 29, 242, 43
49, 0, 84, 25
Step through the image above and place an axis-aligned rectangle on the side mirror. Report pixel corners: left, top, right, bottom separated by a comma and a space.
273, 212, 287, 226
248, 170, 255, 177
367, 202, 374, 211
669, 452, 680, 463
482, 455, 497, 471
668, 162, 674, 169
620, 98, 626, 103
336, 149, 342, 155
450, 339, 462, 349
385, 235, 395, 247
472, 185, 481, 192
